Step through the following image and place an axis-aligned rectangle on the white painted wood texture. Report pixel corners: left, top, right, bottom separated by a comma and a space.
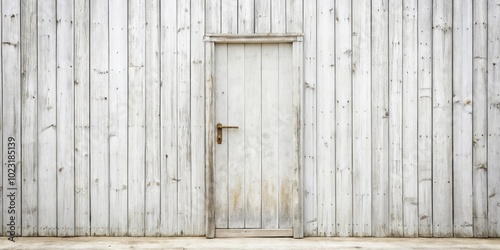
488, 0, 500, 238
0, 0, 3, 237
352, 0, 371, 237
90, 0, 110, 236
56, 0, 75, 236
109, 0, 128, 237
417, 0, 433, 237
37, 0, 57, 236
432, 0, 453, 237
371, 0, 389, 237
20, 0, 38, 237
2, 0, 21, 236
0, 0, 499, 238
453, 0, 473, 237
402, 0, 418, 237
473, 0, 489, 238
74, 0, 91, 236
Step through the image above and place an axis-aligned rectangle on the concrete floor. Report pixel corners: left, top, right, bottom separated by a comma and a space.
1, 237, 499, 250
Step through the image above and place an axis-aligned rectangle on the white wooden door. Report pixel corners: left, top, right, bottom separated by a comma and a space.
214, 43, 296, 233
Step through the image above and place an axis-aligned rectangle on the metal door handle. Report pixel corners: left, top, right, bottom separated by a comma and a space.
217, 122, 239, 144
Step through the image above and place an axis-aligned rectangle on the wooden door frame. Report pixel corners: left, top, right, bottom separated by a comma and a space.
204, 34, 304, 239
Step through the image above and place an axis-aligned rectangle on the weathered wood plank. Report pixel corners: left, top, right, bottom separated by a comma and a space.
278, 43, 294, 230
453, 0, 474, 237
37, 0, 57, 236
20, 0, 38, 236
402, 0, 418, 237
56, 0, 75, 236
215, 229, 293, 238
255, 0, 270, 33
488, 0, 500, 238
303, 0, 317, 237
205, 41, 216, 238
2, 0, 21, 237
205, 0, 220, 34
316, 0, 336, 237
90, 0, 110, 236
238, 0, 254, 33
352, 0, 372, 236
0, 0, 3, 236
271, 0, 286, 33
145, 0, 161, 236
472, 0, 489, 238
389, 0, 403, 237
227, 44, 245, 229
221, 0, 237, 34
177, 0, 192, 235
371, 0, 389, 237
286, 0, 302, 33
335, 0, 353, 237
160, 0, 178, 236
417, 0, 433, 237
191, 0, 205, 235
244, 44, 262, 229
108, 0, 128, 237
261, 44, 279, 229
74, 0, 91, 236
292, 40, 304, 239
128, 0, 146, 236
214, 44, 229, 229
432, 0, 453, 237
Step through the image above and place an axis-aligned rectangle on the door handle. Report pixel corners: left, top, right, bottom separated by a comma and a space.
217, 122, 239, 144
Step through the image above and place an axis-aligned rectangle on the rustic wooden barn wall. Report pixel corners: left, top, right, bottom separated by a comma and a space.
0, 0, 499, 237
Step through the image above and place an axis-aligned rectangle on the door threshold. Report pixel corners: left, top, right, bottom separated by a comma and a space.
215, 229, 293, 238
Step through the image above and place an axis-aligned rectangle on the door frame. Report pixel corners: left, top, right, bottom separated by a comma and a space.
204, 34, 304, 239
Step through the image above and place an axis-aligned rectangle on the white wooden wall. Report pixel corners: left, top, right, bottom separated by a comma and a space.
0, 0, 499, 237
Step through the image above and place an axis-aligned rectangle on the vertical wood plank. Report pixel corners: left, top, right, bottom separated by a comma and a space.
371, 0, 389, 237
108, 0, 128, 236
191, 0, 205, 235
255, 0, 270, 33
402, 0, 418, 237
271, 0, 286, 33
472, 0, 489, 238
352, 0, 372, 236
177, 0, 192, 236
292, 41, 304, 238
90, 0, 110, 236
74, 0, 91, 236
238, 0, 254, 33
56, 0, 75, 236
286, 0, 302, 33
205, 41, 216, 238
278, 43, 294, 229
488, 0, 500, 238
432, 0, 453, 237
0, 0, 3, 236
417, 0, 433, 237
227, 44, 245, 229
221, 0, 237, 34
316, 0, 336, 237
214, 44, 229, 229
205, 0, 220, 34
243, 44, 262, 228
20, 0, 38, 236
389, 0, 403, 237
145, 0, 161, 236
453, 0, 474, 237
160, 0, 178, 236
2, 0, 21, 236
335, 0, 353, 237
303, 0, 317, 237
128, 0, 146, 237
261, 44, 279, 229
37, 0, 57, 236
